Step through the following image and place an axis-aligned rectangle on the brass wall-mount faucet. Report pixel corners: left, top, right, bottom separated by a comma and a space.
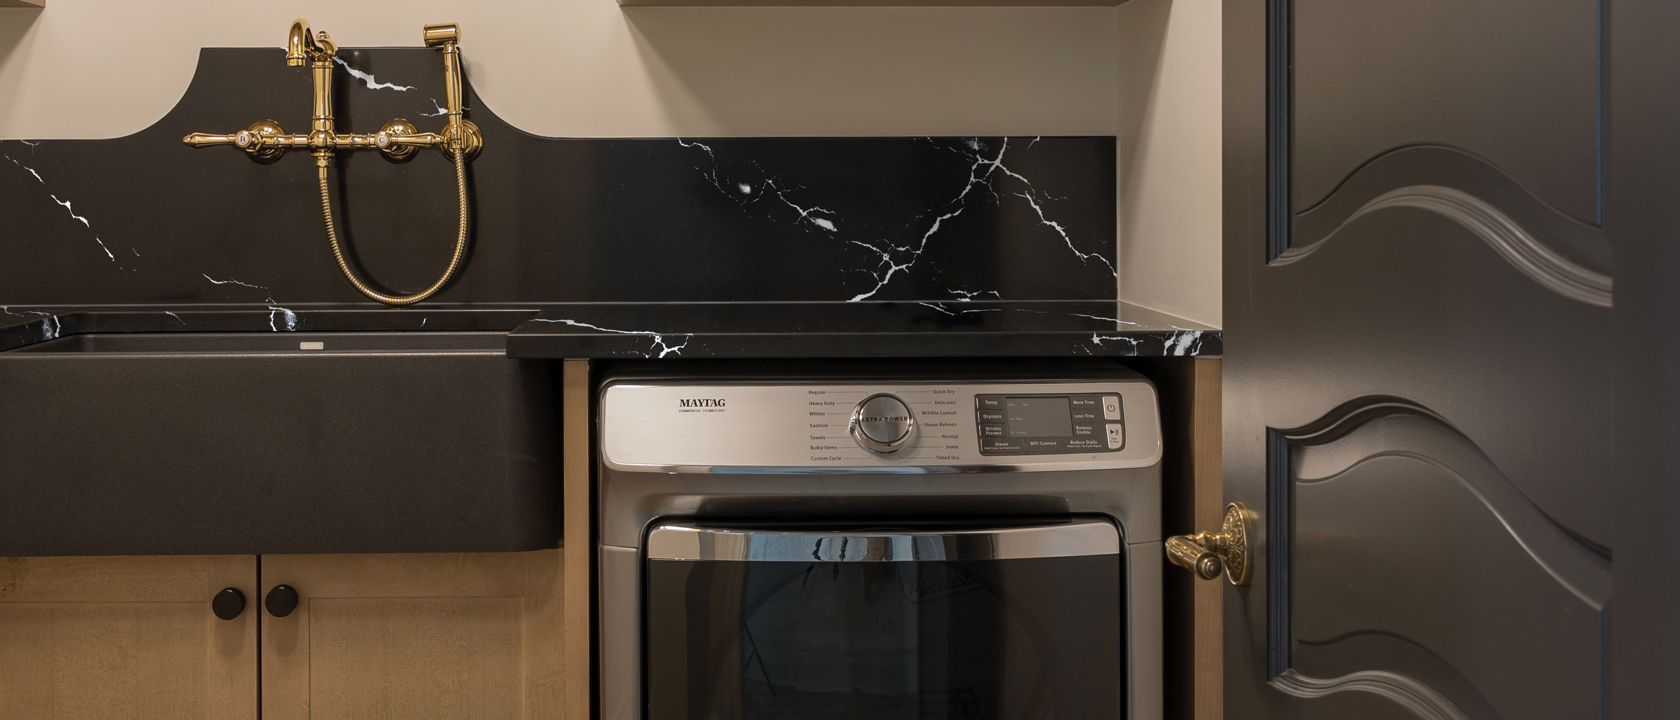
184, 20, 482, 306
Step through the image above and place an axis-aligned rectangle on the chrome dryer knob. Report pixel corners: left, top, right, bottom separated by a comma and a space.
850, 393, 916, 454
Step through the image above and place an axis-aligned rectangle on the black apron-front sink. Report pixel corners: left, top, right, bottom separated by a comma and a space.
0, 332, 560, 556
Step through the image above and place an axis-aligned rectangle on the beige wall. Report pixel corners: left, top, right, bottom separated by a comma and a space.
0, 1, 1115, 138
1117, 0, 1221, 326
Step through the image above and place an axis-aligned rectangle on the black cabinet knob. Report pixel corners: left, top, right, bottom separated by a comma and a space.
264, 584, 299, 618
211, 587, 246, 621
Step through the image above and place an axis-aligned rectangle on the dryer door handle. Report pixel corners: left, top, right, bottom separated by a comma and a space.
645, 521, 1120, 563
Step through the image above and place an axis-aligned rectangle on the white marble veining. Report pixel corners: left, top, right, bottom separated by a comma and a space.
1, 306, 60, 341
7, 149, 128, 266
333, 57, 414, 92
1015, 191, 1115, 275
267, 304, 299, 332
851, 137, 1114, 300
917, 301, 1002, 316
948, 137, 1113, 276
201, 274, 297, 332
1070, 313, 1141, 327
49, 195, 116, 262
1163, 330, 1203, 355
845, 167, 985, 302
678, 140, 843, 235
676, 138, 715, 158
1090, 332, 1142, 352
843, 140, 1014, 301
674, 137, 1109, 302
50, 195, 90, 228
5, 154, 43, 183
772, 184, 839, 233
201, 273, 266, 291
529, 318, 691, 358
945, 288, 1003, 301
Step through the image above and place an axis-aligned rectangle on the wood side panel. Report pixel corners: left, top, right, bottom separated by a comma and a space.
0, 555, 257, 720
562, 359, 593, 720
1133, 357, 1221, 720
1191, 358, 1223, 720
260, 551, 564, 720
1134, 358, 1194, 720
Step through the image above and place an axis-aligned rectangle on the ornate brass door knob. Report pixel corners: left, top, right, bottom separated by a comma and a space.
1165, 502, 1255, 585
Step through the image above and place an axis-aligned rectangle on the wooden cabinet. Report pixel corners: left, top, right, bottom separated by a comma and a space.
260, 552, 564, 720
0, 555, 257, 720
0, 363, 589, 719
0, 550, 568, 719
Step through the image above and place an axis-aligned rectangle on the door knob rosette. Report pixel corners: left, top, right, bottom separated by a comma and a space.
1165, 502, 1255, 585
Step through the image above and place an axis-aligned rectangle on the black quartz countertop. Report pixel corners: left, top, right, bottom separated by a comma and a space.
0, 301, 1220, 358
508, 300, 1218, 358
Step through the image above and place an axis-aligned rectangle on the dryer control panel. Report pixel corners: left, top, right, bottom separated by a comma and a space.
975, 393, 1125, 455
600, 377, 1160, 473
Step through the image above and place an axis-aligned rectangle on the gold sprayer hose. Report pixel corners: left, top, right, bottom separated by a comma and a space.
316, 147, 470, 306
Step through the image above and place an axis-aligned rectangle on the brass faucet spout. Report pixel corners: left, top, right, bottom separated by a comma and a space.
285, 19, 310, 67
286, 19, 336, 67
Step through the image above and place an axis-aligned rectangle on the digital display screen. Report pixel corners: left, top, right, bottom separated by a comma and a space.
1005, 397, 1072, 437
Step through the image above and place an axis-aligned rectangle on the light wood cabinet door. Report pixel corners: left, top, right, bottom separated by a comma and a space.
0, 555, 258, 720
261, 550, 564, 720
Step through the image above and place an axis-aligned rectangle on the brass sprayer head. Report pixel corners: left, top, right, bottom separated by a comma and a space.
421, 23, 460, 50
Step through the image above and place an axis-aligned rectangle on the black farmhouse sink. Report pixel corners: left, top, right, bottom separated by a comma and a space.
0, 332, 560, 556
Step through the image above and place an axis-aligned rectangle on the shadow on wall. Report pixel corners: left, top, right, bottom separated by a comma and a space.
0, 7, 42, 70
620, 6, 1117, 137
1113, 0, 1222, 327
1116, 0, 1168, 199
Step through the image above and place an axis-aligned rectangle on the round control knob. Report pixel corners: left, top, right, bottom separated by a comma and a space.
850, 393, 916, 454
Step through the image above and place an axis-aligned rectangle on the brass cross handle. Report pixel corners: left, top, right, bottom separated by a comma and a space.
1165, 503, 1255, 585
184, 120, 442, 162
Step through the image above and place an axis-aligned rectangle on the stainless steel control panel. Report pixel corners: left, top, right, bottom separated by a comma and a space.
976, 392, 1126, 455
601, 379, 1160, 472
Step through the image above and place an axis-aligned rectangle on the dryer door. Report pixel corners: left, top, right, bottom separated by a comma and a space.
644, 520, 1125, 720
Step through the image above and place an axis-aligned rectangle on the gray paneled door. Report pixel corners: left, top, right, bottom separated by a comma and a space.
1222, 1, 1623, 718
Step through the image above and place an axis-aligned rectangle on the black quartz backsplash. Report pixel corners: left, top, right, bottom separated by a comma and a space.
0, 46, 1215, 556
1, 47, 1219, 358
